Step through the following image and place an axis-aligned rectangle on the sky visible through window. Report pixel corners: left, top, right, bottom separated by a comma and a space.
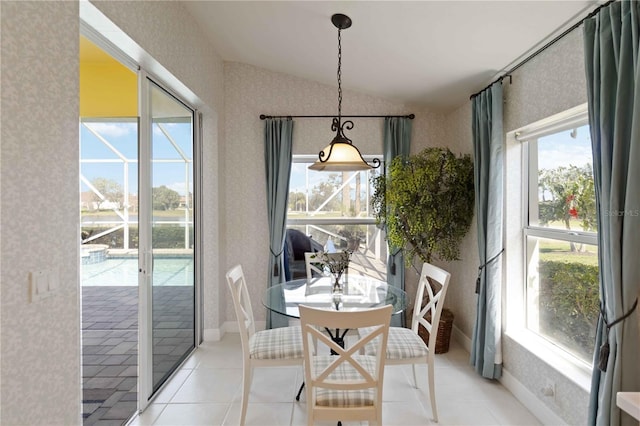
81, 122, 590, 200
537, 124, 592, 170
80, 121, 193, 196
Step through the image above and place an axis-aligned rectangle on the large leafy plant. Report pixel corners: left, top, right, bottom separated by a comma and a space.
371, 147, 475, 264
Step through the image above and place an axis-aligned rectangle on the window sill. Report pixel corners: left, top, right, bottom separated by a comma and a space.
505, 328, 592, 392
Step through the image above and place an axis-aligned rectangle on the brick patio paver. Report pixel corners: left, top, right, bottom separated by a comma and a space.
82, 285, 194, 425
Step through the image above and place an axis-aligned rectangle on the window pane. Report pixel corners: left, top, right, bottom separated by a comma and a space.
532, 124, 597, 233
80, 120, 138, 250
287, 158, 386, 282
287, 224, 387, 281
526, 237, 599, 363
288, 162, 381, 218
81, 121, 138, 159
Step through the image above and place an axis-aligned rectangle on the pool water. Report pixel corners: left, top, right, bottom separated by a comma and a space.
82, 257, 193, 286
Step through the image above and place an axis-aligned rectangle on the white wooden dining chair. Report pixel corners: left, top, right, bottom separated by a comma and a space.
305, 251, 351, 283
225, 264, 304, 426
299, 304, 392, 426
361, 262, 451, 422
304, 251, 326, 282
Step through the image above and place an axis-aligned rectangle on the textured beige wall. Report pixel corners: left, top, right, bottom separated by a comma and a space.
91, 0, 225, 334
397, 104, 457, 310
434, 29, 589, 425
504, 30, 587, 132
1, 2, 81, 424
439, 102, 478, 338
1, 1, 224, 423
223, 62, 450, 323
0, 1, 589, 423
501, 29, 590, 426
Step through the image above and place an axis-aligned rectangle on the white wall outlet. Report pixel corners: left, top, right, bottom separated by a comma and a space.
542, 379, 556, 399
29, 269, 58, 303
29, 271, 46, 303
48, 267, 59, 292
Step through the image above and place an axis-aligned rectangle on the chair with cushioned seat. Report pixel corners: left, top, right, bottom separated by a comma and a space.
299, 304, 392, 426
361, 262, 451, 422
226, 264, 304, 426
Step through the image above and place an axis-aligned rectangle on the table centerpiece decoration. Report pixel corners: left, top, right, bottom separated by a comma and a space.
311, 250, 352, 297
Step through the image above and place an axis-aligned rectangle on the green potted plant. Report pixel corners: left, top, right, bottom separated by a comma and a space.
371, 147, 475, 352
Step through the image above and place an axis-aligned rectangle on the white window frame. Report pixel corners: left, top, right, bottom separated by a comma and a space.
505, 103, 595, 390
286, 154, 387, 273
287, 154, 383, 226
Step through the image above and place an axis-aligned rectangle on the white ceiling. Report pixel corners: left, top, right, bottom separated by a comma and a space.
183, 1, 599, 111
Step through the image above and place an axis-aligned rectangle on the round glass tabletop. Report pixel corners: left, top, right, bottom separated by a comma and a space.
263, 275, 407, 319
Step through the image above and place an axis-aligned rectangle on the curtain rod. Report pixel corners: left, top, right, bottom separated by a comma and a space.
259, 114, 415, 120
469, 0, 616, 100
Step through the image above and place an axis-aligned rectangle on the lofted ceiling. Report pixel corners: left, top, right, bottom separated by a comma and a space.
183, 0, 600, 111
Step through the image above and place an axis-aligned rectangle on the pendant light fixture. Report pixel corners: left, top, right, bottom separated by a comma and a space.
309, 13, 380, 171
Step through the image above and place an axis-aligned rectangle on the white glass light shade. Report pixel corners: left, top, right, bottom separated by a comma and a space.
308, 141, 373, 171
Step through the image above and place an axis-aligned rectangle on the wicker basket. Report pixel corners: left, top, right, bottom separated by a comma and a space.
417, 308, 454, 354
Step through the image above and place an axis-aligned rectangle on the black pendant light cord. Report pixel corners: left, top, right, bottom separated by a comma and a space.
337, 27, 343, 120
260, 13, 414, 121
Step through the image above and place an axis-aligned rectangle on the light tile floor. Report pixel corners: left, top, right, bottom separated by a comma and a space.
130, 333, 542, 426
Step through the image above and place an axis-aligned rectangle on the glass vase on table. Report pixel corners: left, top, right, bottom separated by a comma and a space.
331, 269, 344, 310
310, 250, 352, 309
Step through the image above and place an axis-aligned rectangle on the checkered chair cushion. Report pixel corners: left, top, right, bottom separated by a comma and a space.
312, 355, 377, 407
249, 326, 304, 360
361, 326, 428, 359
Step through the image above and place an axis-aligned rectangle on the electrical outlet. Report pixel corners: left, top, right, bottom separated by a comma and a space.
29, 269, 58, 303
29, 271, 46, 303
542, 379, 555, 399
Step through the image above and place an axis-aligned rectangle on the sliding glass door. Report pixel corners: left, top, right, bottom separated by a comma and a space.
140, 77, 196, 401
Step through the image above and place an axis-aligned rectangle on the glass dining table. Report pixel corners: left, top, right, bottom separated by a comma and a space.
263, 274, 407, 401
262, 274, 407, 319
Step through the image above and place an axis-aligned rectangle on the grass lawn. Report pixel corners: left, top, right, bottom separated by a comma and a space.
538, 239, 598, 266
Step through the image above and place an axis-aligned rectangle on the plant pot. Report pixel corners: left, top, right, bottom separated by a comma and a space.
417, 308, 454, 354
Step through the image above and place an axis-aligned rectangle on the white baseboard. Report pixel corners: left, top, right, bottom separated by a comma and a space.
203, 328, 223, 341
500, 369, 567, 426
451, 326, 565, 426
207, 320, 268, 341
452, 325, 472, 352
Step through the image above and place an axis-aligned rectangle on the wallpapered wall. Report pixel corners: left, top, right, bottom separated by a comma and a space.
410, 29, 591, 425
1, 2, 81, 424
91, 0, 226, 336
223, 62, 453, 324
503, 29, 589, 425
220, 19, 592, 426
0, 0, 590, 423
1, 1, 224, 423
220, 61, 497, 385
440, 103, 479, 338
447, 30, 588, 425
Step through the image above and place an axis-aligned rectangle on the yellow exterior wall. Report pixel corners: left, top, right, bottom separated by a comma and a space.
79, 38, 137, 117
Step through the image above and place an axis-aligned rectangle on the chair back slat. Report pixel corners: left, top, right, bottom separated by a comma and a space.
411, 263, 451, 351
225, 264, 256, 355
304, 252, 326, 282
300, 304, 392, 423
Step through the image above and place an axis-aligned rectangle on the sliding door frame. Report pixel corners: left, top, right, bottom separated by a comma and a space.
137, 70, 153, 411
80, 22, 203, 413
138, 70, 203, 411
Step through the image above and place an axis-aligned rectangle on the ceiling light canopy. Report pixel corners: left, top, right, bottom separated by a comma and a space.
309, 14, 380, 172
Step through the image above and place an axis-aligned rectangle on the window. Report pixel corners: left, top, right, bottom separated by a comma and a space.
286, 155, 387, 281
519, 106, 599, 365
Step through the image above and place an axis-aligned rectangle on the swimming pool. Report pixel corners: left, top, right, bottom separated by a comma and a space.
81, 257, 193, 286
